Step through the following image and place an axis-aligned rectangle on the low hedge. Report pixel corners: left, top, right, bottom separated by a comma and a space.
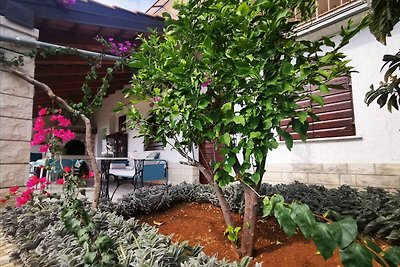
0, 200, 254, 266
1, 182, 398, 266
103, 182, 400, 244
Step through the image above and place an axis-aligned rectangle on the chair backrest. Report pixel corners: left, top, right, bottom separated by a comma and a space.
143, 159, 168, 182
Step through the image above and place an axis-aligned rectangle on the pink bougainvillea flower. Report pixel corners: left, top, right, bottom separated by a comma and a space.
26, 176, 39, 188
33, 117, 45, 131
39, 144, 50, 153
153, 96, 162, 103
38, 177, 47, 184
56, 179, 65, 185
38, 107, 47, 116
88, 170, 94, 178
8, 186, 19, 195
61, 130, 75, 142
31, 132, 46, 145
200, 79, 212, 92
16, 196, 30, 207
50, 115, 58, 122
21, 188, 33, 198
64, 166, 71, 173
58, 117, 71, 127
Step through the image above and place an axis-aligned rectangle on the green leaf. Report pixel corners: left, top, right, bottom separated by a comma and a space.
274, 202, 296, 237
312, 223, 337, 260
328, 217, 358, 249
340, 243, 373, 267
290, 203, 316, 239
128, 60, 143, 68
220, 133, 231, 146
262, 196, 273, 217
318, 69, 331, 78
84, 251, 97, 264
298, 111, 308, 123
311, 95, 325, 107
95, 235, 113, 250
198, 99, 209, 109
237, 2, 250, 15
226, 156, 236, 167
193, 120, 203, 131
258, 0, 272, 8
250, 131, 262, 139
221, 102, 232, 113
233, 115, 245, 125
270, 194, 284, 205
203, 36, 212, 51
319, 84, 330, 93
113, 101, 125, 113
278, 128, 293, 150
250, 172, 261, 184
383, 246, 400, 267
281, 61, 292, 74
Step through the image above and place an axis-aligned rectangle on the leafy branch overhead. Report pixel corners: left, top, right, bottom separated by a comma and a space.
365, 0, 399, 111
365, 51, 400, 112
368, 0, 400, 45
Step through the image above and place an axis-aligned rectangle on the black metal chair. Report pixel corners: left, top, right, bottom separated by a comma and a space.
110, 159, 144, 200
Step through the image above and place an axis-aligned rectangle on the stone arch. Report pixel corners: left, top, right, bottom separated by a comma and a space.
64, 139, 85, 155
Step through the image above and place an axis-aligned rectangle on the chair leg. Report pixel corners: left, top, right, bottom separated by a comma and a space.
110, 183, 121, 201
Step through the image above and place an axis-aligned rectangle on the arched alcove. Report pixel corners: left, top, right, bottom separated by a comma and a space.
65, 139, 85, 155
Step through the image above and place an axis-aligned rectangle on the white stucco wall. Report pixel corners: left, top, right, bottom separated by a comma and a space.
93, 90, 199, 184
267, 24, 400, 164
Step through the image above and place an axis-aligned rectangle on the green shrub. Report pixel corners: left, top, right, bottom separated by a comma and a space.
0, 200, 255, 266
107, 182, 400, 244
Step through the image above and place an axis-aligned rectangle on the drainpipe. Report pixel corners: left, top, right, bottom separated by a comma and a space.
0, 34, 121, 61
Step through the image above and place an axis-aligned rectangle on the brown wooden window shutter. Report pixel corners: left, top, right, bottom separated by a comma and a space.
280, 76, 356, 140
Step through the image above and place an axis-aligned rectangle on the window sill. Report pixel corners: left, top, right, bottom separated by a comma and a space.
278, 135, 363, 144
296, 1, 369, 39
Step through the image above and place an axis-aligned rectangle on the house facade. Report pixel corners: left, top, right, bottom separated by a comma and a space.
143, 0, 400, 190
1, 0, 399, 191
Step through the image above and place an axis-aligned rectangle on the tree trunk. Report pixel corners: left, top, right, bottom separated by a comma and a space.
80, 116, 101, 208
197, 164, 234, 227
2, 67, 102, 209
239, 183, 260, 257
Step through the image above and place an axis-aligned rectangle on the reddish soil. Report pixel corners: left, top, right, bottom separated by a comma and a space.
140, 202, 382, 266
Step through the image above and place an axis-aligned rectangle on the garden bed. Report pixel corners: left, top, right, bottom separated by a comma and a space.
0, 182, 398, 266
140, 201, 387, 266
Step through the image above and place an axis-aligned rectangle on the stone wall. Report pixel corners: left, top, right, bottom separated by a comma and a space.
262, 163, 400, 190
168, 162, 199, 185
0, 16, 38, 189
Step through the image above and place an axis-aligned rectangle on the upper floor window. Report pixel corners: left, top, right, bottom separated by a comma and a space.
295, 0, 361, 22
